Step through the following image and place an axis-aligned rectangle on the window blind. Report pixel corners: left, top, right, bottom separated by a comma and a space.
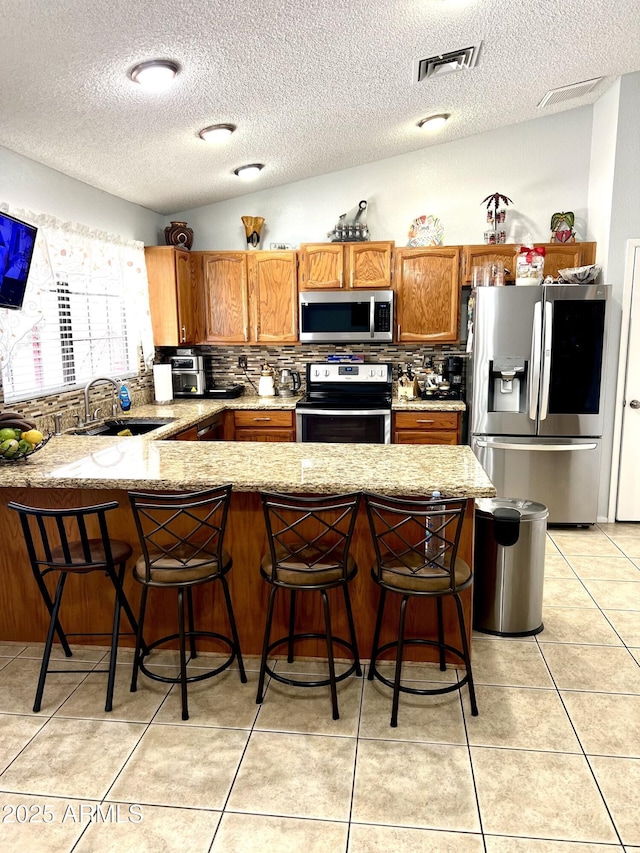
2, 274, 138, 403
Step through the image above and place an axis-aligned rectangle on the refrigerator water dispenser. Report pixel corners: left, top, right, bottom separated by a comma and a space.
489, 358, 526, 413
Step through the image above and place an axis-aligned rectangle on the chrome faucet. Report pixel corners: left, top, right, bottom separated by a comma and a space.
83, 377, 120, 423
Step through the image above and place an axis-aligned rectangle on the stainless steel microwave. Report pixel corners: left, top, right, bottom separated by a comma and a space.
299, 290, 394, 343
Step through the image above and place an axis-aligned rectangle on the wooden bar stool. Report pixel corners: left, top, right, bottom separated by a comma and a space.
363, 492, 478, 727
8, 499, 138, 713
127, 485, 246, 721
256, 491, 362, 720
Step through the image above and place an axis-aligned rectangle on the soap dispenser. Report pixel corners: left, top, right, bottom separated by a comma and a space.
118, 384, 132, 412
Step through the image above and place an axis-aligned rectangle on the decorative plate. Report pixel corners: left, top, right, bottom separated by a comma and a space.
408, 215, 444, 247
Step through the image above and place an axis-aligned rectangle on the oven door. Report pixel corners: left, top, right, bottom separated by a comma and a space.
296, 409, 391, 444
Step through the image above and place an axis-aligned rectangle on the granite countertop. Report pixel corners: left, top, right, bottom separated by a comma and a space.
0, 396, 489, 497
391, 398, 465, 412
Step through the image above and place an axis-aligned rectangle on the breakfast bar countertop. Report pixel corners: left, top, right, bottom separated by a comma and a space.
0, 398, 491, 498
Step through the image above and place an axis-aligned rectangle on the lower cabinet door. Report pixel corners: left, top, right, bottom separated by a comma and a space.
394, 430, 458, 445
234, 428, 295, 442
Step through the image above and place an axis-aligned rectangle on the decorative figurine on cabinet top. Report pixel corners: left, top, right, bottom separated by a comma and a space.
164, 221, 194, 250
550, 211, 576, 243
481, 192, 513, 244
241, 216, 265, 249
327, 199, 369, 242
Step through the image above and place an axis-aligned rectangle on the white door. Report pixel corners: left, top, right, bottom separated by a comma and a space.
617, 245, 640, 520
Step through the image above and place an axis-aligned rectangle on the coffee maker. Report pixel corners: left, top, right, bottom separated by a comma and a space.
443, 356, 464, 399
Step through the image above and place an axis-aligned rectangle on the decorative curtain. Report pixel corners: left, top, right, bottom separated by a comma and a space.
0, 203, 155, 372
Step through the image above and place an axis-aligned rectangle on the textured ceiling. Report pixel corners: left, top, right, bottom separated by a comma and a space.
1, 0, 639, 214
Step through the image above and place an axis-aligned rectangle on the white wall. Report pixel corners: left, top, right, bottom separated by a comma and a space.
0, 145, 163, 243
170, 107, 594, 252
592, 72, 640, 519
587, 79, 620, 276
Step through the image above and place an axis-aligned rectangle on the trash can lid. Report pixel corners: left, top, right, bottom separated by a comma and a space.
475, 497, 548, 521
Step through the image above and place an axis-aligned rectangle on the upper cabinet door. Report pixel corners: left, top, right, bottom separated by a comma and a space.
395, 247, 460, 343
462, 245, 518, 284
541, 243, 585, 280
202, 252, 249, 343
347, 242, 393, 289
299, 243, 344, 289
248, 251, 298, 343
175, 250, 197, 344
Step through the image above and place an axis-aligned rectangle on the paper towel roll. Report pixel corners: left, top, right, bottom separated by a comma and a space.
153, 364, 173, 403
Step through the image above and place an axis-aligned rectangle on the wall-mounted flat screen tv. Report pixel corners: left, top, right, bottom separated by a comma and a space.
0, 212, 38, 311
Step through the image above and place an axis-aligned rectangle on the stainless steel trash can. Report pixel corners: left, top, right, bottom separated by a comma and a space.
473, 498, 548, 636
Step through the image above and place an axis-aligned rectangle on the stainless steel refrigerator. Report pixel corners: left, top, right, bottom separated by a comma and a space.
468, 284, 610, 524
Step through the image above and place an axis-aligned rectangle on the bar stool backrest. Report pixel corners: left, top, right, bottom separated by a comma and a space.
364, 493, 468, 593
8, 500, 120, 576
260, 491, 361, 583
128, 485, 233, 582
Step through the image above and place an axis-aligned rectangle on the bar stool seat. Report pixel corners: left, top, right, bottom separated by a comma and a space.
256, 491, 362, 721
364, 491, 478, 727
8, 499, 139, 714
128, 485, 246, 721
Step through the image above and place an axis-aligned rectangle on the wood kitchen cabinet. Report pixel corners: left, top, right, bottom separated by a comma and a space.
198, 251, 297, 344
393, 411, 461, 445
395, 247, 461, 343
299, 242, 394, 290
233, 409, 296, 442
145, 246, 201, 346
461, 241, 597, 284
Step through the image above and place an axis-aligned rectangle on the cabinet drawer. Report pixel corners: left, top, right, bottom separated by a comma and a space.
394, 411, 459, 431
394, 430, 458, 446
234, 410, 294, 428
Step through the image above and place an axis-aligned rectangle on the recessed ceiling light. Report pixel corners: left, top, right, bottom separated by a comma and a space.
233, 164, 265, 181
417, 113, 450, 131
129, 60, 180, 91
199, 124, 236, 143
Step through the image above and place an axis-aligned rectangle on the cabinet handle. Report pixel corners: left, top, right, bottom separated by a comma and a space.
181, 325, 186, 342
350, 269, 354, 288
416, 419, 435, 424
397, 323, 401, 340
339, 272, 343, 288
254, 325, 258, 341
254, 417, 271, 422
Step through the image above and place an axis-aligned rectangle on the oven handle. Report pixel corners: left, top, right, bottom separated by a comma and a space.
370, 295, 375, 339
297, 408, 391, 416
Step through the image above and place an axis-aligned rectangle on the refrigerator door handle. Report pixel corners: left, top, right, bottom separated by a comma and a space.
475, 439, 598, 452
529, 302, 543, 420
539, 300, 553, 420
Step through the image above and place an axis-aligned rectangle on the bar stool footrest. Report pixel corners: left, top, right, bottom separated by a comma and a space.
370, 638, 471, 696
138, 631, 238, 685
265, 632, 359, 688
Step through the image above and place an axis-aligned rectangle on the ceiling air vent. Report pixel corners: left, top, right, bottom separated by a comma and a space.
413, 44, 481, 84
538, 77, 603, 108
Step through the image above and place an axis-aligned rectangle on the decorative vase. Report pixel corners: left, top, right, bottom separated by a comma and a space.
164, 221, 194, 250
241, 216, 265, 249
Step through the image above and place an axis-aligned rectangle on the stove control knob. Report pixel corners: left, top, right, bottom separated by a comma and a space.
314, 369, 320, 377
378, 369, 385, 377
369, 369, 375, 377
324, 369, 330, 377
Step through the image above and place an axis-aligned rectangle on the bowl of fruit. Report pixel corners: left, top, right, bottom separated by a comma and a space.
0, 412, 50, 462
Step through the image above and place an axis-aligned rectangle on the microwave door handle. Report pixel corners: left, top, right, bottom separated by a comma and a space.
539, 300, 553, 420
529, 301, 543, 420
370, 295, 375, 339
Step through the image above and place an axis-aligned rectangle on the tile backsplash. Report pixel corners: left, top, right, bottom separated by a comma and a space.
158, 342, 468, 392
1, 343, 468, 433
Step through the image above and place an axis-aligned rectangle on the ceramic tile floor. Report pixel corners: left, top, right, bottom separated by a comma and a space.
1, 524, 640, 852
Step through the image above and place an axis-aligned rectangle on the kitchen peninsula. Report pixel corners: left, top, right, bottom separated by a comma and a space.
0, 399, 494, 663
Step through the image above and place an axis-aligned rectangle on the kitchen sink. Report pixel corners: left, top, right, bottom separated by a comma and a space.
70, 418, 176, 437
